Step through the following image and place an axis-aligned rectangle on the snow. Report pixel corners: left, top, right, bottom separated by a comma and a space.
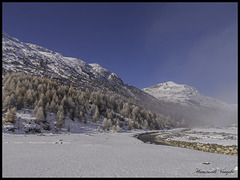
2, 109, 105, 135
2, 32, 238, 177
142, 81, 234, 110
2, 110, 238, 177
142, 81, 237, 126
155, 127, 238, 146
2, 32, 115, 85
142, 81, 198, 104
89, 63, 110, 75
2, 129, 238, 177
2, 32, 136, 98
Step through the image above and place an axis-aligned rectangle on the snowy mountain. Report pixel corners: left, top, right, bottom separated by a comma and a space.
142, 81, 237, 126
142, 81, 233, 110
2, 32, 170, 130
2, 32, 237, 127
2, 32, 139, 100
2, 32, 120, 85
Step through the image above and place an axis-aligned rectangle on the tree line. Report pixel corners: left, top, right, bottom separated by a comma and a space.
2, 72, 177, 132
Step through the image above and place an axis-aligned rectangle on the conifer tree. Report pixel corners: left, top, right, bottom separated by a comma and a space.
74, 106, 80, 119
45, 102, 50, 113
78, 93, 85, 106
56, 105, 65, 130
106, 109, 114, 119
68, 85, 74, 96
45, 89, 52, 102
3, 108, 17, 124
68, 96, 75, 110
14, 86, 21, 99
115, 125, 121, 132
102, 118, 108, 130
143, 119, 149, 129
16, 95, 24, 109
84, 100, 90, 110
37, 99, 44, 107
49, 100, 57, 112
33, 106, 39, 116
69, 109, 74, 120
35, 107, 45, 125
106, 119, 113, 130
90, 104, 96, 115
9, 94, 16, 109
92, 106, 100, 122
120, 103, 130, 118
3, 95, 11, 112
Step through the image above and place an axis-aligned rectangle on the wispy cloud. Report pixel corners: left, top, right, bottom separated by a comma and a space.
143, 3, 237, 104
182, 23, 237, 103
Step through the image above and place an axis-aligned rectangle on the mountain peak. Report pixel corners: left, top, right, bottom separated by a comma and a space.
2, 32, 126, 93
144, 81, 195, 93
142, 81, 234, 111
164, 81, 177, 86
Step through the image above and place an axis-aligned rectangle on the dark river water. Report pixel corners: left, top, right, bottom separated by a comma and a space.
135, 132, 170, 146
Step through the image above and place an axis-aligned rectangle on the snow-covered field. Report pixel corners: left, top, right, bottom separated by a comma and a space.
2, 129, 238, 177
155, 126, 238, 146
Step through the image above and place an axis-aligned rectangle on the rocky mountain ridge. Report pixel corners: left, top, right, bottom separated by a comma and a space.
143, 81, 237, 126
2, 32, 237, 127
142, 81, 235, 110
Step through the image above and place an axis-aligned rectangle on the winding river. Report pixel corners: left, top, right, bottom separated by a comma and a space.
135, 131, 170, 146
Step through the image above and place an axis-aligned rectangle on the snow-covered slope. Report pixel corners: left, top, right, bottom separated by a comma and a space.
142, 81, 233, 110
2, 32, 126, 93
142, 81, 237, 126
2, 32, 237, 127
1, 32, 166, 123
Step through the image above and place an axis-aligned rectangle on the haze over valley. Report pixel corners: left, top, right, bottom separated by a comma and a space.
2, 3, 237, 178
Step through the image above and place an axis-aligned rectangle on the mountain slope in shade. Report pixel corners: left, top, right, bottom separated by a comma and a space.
143, 81, 237, 126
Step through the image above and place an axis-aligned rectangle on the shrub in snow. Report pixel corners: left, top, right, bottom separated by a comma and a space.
42, 123, 51, 131
25, 127, 41, 134
3, 122, 16, 132
24, 123, 41, 134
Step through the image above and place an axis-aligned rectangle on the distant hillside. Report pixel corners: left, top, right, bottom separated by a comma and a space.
2, 32, 177, 133
143, 81, 237, 127
2, 32, 236, 133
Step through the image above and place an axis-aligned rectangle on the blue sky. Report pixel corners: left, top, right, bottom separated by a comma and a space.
2, 2, 238, 104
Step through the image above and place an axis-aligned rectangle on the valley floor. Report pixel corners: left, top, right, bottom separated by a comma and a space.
2, 128, 238, 177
